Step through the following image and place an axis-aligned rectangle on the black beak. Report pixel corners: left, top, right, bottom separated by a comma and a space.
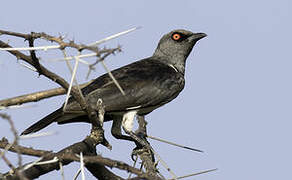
190, 33, 207, 41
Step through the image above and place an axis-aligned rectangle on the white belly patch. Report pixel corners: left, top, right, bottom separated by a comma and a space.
122, 110, 137, 132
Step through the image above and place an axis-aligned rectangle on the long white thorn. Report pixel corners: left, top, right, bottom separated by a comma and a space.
45, 54, 92, 65
147, 135, 203, 153
73, 168, 81, 180
42, 28, 140, 64
80, 152, 86, 180
22, 157, 43, 170
0, 45, 60, 51
101, 60, 125, 95
59, 161, 65, 180
34, 157, 59, 165
73, 52, 86, 101
168, 168, 218, 180
63, 55, 80, 112
0, 27, 140, 51
150, 147, 177, 180
62, 51, 85, 94
46, 27, 141, 63
0, 104, 36, 110
88, 26, 141, 46
62, 50, 86, 105
62, 49, 73, 73
18, 61, 37, 72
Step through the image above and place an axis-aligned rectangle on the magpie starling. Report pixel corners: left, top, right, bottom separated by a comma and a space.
21, 29, 207, 140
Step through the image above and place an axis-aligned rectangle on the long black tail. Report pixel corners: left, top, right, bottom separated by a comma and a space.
21, 108, 63, 135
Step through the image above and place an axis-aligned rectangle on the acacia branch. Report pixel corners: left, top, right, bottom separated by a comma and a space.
0, 82, 91, 107
0, 29, 165, 179
0, 29, 121, 129
0, 40, 81, 103
0, 31, 103, 131
0, 137, 160, 180
0, 30, 112, 179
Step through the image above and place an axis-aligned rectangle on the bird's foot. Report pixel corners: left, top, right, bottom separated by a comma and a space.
127, 131, 155, 162
131, 144, 155, 162
131, 142, 157, 175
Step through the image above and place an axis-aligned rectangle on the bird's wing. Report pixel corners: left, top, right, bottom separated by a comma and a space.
65, 58, 185, 113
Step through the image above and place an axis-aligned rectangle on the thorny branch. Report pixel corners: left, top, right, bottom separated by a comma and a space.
0, 82, 92, 107
0, 30, 118, 128
0, 29, 163, 179
0, 138, 160, 180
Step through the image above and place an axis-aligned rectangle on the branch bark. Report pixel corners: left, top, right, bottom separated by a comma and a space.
0, 82, 92, 107
0, 137, 161, 180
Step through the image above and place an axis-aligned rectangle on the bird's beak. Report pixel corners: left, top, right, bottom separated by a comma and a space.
189, 33, 207, 42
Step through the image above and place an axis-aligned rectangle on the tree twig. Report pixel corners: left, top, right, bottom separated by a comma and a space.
0, 114, 22, 167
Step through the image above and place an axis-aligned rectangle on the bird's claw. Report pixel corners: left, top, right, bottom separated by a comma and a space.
131, 142, 155, 163
131, 147, 146, 161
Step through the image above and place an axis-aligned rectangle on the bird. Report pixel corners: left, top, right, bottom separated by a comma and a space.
21, 29, 207, 143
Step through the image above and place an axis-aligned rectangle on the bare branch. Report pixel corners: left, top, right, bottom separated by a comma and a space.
0, 137, 160, 180
0, 39, 102, 130
0, 29, 122, 130
0, 82, 91, 107
0, 138, 51, 157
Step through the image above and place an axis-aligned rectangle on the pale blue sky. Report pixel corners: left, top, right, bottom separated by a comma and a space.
1, 0, 292, 179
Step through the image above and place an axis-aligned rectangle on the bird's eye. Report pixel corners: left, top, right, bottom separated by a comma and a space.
172, 33, 181, 41
171, 32, 188, 42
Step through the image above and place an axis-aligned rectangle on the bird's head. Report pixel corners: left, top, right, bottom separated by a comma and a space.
153, 29, 206, 73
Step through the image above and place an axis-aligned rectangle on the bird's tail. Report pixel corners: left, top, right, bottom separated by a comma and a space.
21, 108, 63, 135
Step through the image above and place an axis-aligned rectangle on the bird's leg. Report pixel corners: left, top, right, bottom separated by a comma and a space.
132, 115, 155, 163
111, 116, 134, 141
112, 112, 155, 165
134, 115, 150, 147
135, 115, 148, 139
120, 112, 155, 164
111, 113, 149, 144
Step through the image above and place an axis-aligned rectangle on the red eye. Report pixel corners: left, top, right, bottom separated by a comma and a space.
172, 33, 181, 41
